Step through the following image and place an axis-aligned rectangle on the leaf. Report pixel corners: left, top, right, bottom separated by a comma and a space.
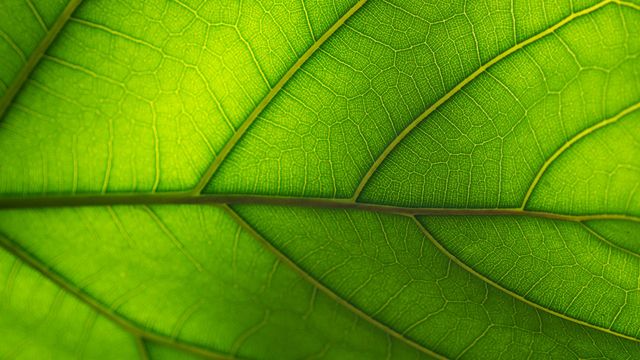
0, 0, 639, 359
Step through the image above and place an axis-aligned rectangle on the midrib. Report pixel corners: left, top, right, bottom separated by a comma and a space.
0, 192, 638, 224
0, 0, 84, 120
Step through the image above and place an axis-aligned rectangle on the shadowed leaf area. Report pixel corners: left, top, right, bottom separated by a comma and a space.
0, 0, 639, 358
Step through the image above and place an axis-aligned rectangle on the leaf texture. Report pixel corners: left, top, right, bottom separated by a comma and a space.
0, 0, 639, 359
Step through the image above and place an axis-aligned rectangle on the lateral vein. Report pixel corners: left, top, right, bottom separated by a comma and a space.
411, 217, 640, 344
0, 0, 84, 120
221, 205, 447, 360
0, 233, 241, 360
520, 101, 640, 209
191, 0, 369, 194
351, 0, 617, 200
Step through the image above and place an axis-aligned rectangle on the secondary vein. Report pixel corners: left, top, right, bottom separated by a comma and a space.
351, 0, 620, 201
0, 233, 240, 360
222, 205, 447, 360
412, 216, 640, 345
520, 101, 640, 209
0, 0, 84, 120
191, 0, 369, 194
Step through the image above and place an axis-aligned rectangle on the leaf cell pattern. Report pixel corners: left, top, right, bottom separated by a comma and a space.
0, 0, 639, 359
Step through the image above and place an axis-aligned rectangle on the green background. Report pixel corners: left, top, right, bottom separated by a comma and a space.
0, 0, 639, 358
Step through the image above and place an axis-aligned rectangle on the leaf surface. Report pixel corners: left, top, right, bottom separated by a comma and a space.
0, 0, 639, 358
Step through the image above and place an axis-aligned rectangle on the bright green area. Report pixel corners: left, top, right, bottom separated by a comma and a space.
360, 3, 640, 207
587, 220, 640, 254
0, 0, 357, 194
527, 111, 640, 216
0, 0, 69, 99
0, 0, 639, 359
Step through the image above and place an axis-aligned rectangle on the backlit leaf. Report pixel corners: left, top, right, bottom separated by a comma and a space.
0, 0, 639, 358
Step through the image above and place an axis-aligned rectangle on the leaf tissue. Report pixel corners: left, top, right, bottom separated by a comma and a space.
0, 0, 639, 359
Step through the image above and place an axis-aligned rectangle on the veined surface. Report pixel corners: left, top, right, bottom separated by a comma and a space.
0, 0, 639, 358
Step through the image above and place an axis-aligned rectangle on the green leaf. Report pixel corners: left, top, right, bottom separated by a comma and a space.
0, 0, 639, 359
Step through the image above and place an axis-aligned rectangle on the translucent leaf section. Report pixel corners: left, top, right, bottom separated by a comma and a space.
528, 111, 640, 216
0, 0, 639, 358
236, 205, 640, 359
360, 3, 640, 207
0, 206, 428, 360
586, 220, 640, 254
419, 216, 640, 340
0, 0, 357, 194
0, 246, 138, 359
205, 0, 640, 199
0, 0, 71, 108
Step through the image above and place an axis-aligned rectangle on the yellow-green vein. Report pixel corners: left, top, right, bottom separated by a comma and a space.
411, 216, 640, 344
351, 0, 629, 201
520, 101, 640, 209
